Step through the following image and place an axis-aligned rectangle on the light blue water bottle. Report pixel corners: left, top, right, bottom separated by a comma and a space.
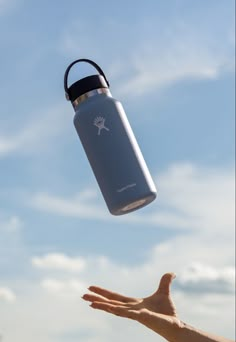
64, 58, 157, 215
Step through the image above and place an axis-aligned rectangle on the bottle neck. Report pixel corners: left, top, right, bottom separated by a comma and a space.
72, 88, 111, 109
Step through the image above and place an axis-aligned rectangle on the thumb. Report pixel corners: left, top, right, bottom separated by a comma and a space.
156, 273, 176, 295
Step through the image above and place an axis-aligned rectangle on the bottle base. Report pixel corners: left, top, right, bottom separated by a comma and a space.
121, 199, 147, 212
109, 192, 157, 216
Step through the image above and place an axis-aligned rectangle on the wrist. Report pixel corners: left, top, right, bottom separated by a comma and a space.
140, 312, 183, 342
166, 317, 185, 342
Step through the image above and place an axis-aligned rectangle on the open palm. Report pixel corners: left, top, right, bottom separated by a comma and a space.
83, 273, 234, 342
82, 273, 181, 337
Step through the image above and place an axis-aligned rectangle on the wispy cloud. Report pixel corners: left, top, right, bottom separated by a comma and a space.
30, 191, 109, 221
0, 102, 69, 158
34, 252, 235, 296
61, 16, 235, 98
32, 253, 86, 273
0, 138, 17, 156
115, 51, 231, 97
176, 262, 235, 294
113, 29, 235, 97
150, 163, 235, 232
0, 230, 234, 341
29, 163, 235, 233
18, 242, 236, 340
0, 215, 23, 232
41, 278, 86, 296
0, 287, 16, 302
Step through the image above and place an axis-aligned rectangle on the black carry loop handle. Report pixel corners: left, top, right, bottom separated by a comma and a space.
64, 58, 110, 101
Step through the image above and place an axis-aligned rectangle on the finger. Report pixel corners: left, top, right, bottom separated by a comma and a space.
88, 286, 135, 303
82, 294, 108, 303
90, 301, 139, 320
82, 293, 126, 305
156, 273, 176, 295
109, 306, 140, 320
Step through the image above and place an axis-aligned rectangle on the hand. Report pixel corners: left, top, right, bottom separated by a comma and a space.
82, 274, 234, 342
82, 273, 182, 340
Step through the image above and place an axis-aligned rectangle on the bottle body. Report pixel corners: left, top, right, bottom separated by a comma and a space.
73, 92, 157, 215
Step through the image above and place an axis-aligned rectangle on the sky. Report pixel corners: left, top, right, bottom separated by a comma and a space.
0, 0, 235, 341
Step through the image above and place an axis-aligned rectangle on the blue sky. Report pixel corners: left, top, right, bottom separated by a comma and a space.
0, 1, 235, 341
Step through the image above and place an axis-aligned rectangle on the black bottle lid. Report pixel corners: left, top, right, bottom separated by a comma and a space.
64, 59, 110, 102
67, 74, 108, 102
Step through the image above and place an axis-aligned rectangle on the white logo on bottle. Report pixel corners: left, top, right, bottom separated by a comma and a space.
117, 183, 136, 193
93, 116, 110, 135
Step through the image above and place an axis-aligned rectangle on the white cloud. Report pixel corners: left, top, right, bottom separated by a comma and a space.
115, 46, 224, 97
0, 287, 16, 302
29, 163, 235, 235
31, 191, 109, 220
0, 215, 26, 266
61, 16, 235, 98
32, 253, 86, 272
0, 215, 23, 232
0, 138, 16, 156
176, 262, 235, 294
41, 278, 86, 296
0, 238, 235, 341
36, 252, 235, 297
26, 160, 235, 340
0, 280, 234, 342
0, 3, 234, 341
150, 163, 235, 232
0, 102, 70, 158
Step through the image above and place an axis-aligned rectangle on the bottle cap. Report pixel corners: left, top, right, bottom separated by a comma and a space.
67, 74, 108, 102
64, 59, 110, 102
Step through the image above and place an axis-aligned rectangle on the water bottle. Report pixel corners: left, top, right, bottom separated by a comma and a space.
64, 58, 157, 215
